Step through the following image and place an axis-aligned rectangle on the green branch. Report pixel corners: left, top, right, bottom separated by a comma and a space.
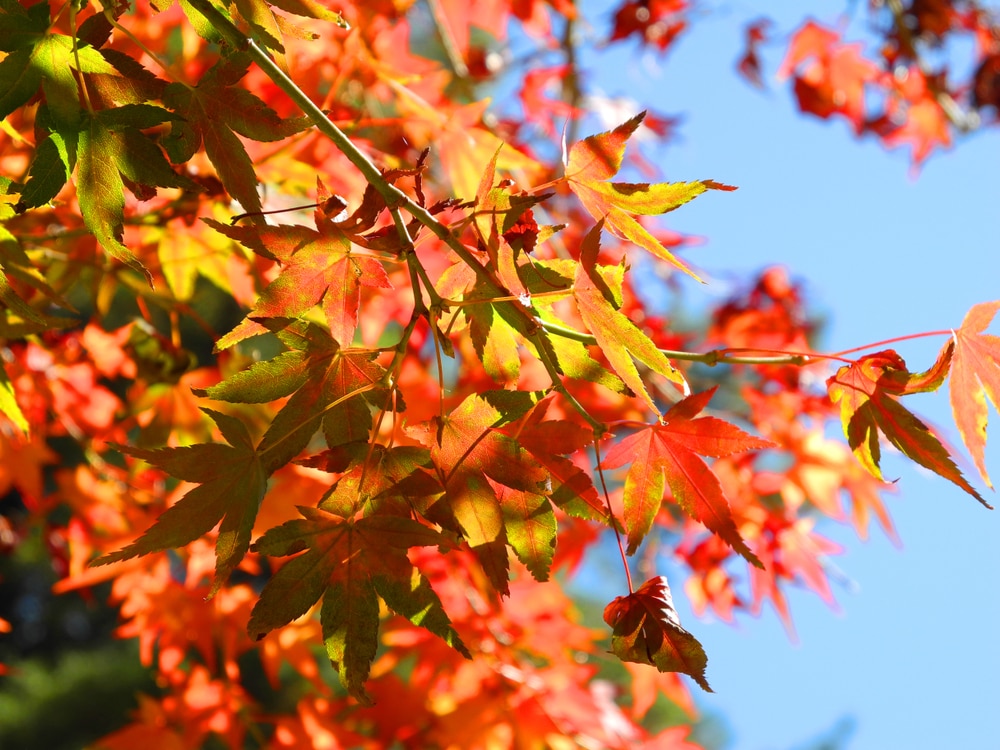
539, 320, 814, 366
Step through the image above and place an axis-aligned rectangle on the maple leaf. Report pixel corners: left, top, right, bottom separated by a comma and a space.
511, 403, 608, 521
16, 105, 197, 281
197, 321, 392, 472
517, 257, 629, 396
949, 301, 1000, 490
78, 106, 201, 276
205, 217, 391, 349
163, 53, 307, 216
0, 5, 119, 126
440, 256, 567, 388
573, 223, 687, 412
565, 112, 735, 281
603, 575, 712, 692
410, 392, 552, 593
881, 68, 952, 165
463, 278, 526, 385
778, 21, 881, 134
93, 409, 269, 594
472, 145, 549, 298
247, 504, 469, 704
827, 349, 990, 507
608, 1, 688, 52
601, 387, 773, 562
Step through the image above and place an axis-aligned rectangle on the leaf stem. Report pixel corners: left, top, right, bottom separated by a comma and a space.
540, 319, 820, 365
829, 329, 953, 358
593, 439, 632, 594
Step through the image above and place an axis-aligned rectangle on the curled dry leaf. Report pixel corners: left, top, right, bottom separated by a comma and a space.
603, 575, 713, 692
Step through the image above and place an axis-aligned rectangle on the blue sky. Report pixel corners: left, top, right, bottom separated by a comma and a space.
577, 4, 999, 749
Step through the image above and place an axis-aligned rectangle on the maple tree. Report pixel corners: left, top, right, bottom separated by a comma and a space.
0, 0, 997, 747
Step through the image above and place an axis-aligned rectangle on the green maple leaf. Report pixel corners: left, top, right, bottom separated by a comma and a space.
17, 130, 74, 210
197, 321, 393, 472
93, 409, 268, 594
519, 258, 628, 396
565, 112, 735, 282
573, 224, 687, 412
3, 21, 193, 282
247, 503, 469, 705
0, 7, 116, 126
163, 53, 307, 217
73, 106, 198, 281
464, 278, 525, 384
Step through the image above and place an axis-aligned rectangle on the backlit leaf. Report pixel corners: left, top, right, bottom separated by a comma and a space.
828, 349, 990, 507
601, 387, 772, 562
77, 107, 196, 282
162, 54, 305, 216
93, 409, 268, 594
566, 113, 735, 281
205, 219, 391, 348
949, 301, 1000, 490
573, 224, 687, 412
248, 504, 468, 704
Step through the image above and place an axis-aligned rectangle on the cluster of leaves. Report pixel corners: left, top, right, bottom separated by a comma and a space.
0, 0, 997, 747
738, 2, 1000, 164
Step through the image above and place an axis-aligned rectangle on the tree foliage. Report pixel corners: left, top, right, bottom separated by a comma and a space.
0, 0, 997, 747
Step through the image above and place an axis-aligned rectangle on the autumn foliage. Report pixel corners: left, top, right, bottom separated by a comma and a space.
0, 0, 998, 747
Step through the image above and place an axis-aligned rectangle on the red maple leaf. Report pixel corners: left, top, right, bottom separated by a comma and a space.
601, 387, 774, 562
778, 20, 881, 134
603, 575, 712, 692
205, 218, 391, 349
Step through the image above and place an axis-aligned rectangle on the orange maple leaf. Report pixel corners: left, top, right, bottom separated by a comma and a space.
565, 113, 735, 281
827, 348, 991, 507
949, 300, 1000, 490
882, 67, 953, 165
